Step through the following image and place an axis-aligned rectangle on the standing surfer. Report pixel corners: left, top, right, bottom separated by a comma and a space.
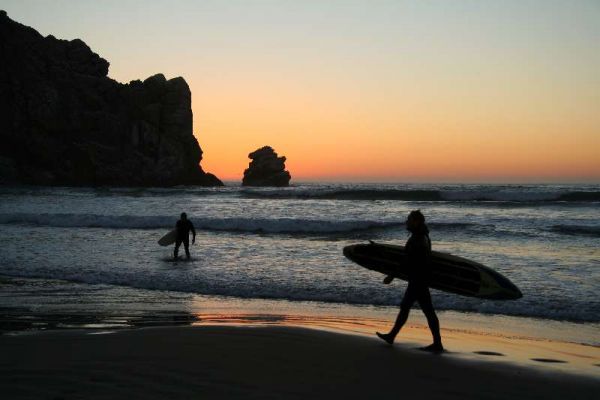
376, 210, 444, 352
174, 212, 196, 260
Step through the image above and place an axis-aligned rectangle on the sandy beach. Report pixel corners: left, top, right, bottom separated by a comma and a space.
2, 324, 598, 400
2, 2, 599, 399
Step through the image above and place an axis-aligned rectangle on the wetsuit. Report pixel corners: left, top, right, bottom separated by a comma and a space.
401, 231, 434, 310
174, 219, 196, 259
399, 229, 441, 346
376, 221, 443, 350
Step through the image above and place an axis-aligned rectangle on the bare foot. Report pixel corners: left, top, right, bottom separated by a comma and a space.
376, 332, 394, 345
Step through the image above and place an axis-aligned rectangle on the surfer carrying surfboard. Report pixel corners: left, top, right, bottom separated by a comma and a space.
174, 212, 196, 260
376, 210, 444, 353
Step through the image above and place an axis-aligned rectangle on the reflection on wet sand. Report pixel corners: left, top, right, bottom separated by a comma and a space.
192, 312, 600, 377
0, 311, 199, 333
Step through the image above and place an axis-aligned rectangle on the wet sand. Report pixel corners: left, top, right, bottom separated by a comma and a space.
194, 313, 600, 377
2, 325, 598, 399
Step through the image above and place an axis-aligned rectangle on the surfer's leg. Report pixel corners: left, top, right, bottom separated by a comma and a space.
390, 306, 411, 336
174, 238, 182, 259
377, 285, 416, 344
183, 238, 190, 259
418, 288, 443, 350
390, 288, 416, 336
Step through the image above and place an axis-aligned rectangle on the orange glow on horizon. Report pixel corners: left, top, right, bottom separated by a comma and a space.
9, 1, 598, 183
192, 79, 600, 183
185, 48, 600, 183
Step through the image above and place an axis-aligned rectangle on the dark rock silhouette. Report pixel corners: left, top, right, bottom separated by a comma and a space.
0, 11, 222, 186
242, 146, 291, 186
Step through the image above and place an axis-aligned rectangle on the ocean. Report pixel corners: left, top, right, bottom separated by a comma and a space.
0, 183, 599, 342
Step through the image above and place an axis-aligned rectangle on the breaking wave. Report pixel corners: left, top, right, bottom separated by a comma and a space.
0, 213, 494, 235
0, 213, 403, 234
4, 213, 597, 238
242, 189, 600, 202
1, 268, 597, 323
550, 225, 600, 237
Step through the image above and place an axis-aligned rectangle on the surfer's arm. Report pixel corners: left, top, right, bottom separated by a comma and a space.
190, 222, 196, 244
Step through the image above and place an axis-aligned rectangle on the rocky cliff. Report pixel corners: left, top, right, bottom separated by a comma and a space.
0, 11, 222, 186
242, 146, 291, 186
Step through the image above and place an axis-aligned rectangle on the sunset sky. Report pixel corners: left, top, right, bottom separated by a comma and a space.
3, 0, 599, 182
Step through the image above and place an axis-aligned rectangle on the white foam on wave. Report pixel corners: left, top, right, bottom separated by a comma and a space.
0, 212, 404, 233
1, 266, 598, 323
1, 213, 592, 237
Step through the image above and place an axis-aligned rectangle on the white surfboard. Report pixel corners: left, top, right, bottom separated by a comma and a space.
158, 229, 177, 246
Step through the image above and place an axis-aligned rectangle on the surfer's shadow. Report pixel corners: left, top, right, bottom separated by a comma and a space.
159, 256, 200, 267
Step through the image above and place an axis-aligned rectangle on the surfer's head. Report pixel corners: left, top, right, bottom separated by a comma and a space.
407, 210, 427, 233
180, 212, 187, 220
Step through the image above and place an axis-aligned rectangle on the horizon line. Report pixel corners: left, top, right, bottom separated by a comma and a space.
217, 179, 600, 186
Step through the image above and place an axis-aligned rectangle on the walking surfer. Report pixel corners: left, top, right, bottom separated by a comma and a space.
174, 212, 196, 260
376, 210, 444, 352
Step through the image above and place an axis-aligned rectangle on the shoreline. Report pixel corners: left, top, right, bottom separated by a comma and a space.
2, 275, 599, 381
2, 325, 598, 399
2, 275, 598, 345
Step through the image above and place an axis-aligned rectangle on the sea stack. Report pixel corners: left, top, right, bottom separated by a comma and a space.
242, 146, 291, 187
0, 11, 222, 186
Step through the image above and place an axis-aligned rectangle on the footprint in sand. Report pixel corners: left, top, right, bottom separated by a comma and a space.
530, 358, 567, 364
474, 351, 504, 356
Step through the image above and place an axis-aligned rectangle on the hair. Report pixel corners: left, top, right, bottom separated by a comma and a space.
408, 210, 429, 234
181, 212, 187, 219
408, 209, 425, 224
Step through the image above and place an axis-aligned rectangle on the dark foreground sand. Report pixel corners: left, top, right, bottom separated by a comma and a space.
1, 326, 598, 399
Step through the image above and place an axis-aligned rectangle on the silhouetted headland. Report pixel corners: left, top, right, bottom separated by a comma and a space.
242, 146, 291, 186
0, 11, 222, 187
